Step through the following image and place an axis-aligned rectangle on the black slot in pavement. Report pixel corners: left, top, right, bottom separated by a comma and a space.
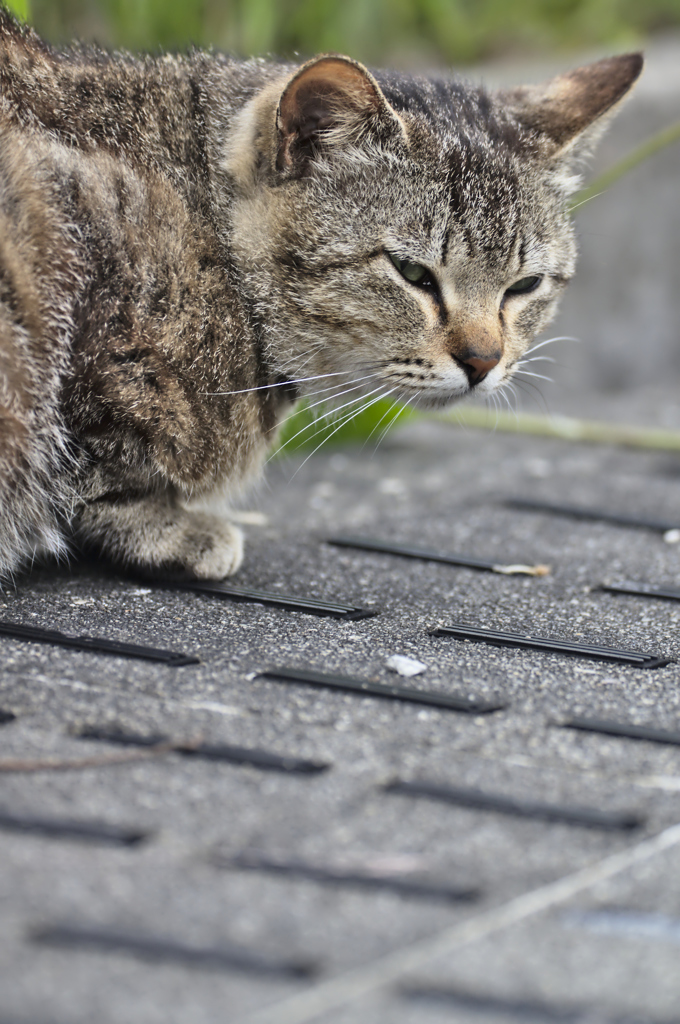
384, 780, 643, 831
0, 809, 147, 845
401, 984, 609, 1022
77, 728, 330, 774
429, 623, 672, 669
600, 582, 680, 603
256, 666, 505, 713
328, 534, 540, 574
214, 850, 480, 903
155, 578, 376, 620
31, 923, 318, 978
562, 716, 680, 748
0, 621, 199, 666
504, 497, 679, 533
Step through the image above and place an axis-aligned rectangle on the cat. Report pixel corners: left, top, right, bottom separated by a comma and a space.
0, 8, 641, 581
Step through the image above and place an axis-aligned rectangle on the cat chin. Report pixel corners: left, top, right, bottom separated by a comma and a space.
402, 390, 471, 410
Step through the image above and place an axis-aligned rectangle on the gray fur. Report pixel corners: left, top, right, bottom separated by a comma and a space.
0, 10, 642, 579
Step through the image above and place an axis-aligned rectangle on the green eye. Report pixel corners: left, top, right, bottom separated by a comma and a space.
505, 275, 542, 295
401, 261, 428, 284
387, 252, 436, 291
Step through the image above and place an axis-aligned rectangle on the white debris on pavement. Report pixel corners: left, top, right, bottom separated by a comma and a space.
385, 654, 427, 677
492, 562, 551, 576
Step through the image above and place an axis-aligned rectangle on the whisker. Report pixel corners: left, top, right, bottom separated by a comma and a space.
490, 392, 500, 430
516, 355, 556, 365
291, 372, 381, 403
268, 383, 386, 464
365, 392, 407, 454
373, 399, 409, 454
203, 370, 357, 397
515, 370, 555, 384
362, 395, 402, 451
512, 378, 552, 417
301, 376, 379, 415
500, 382, 520, 418
289, 388, 395, 480
525, 335, 580, 355
569, 191, 605, 212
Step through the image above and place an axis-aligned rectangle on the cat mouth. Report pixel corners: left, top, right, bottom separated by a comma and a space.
386, 381, 474, 409
383, 372, 497, 407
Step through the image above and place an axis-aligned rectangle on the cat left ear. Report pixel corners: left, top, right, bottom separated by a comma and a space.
276, 55, 405, 173
498, 53, 643, 159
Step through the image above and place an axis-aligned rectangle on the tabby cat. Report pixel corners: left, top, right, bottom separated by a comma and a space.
0, 9, 641, 579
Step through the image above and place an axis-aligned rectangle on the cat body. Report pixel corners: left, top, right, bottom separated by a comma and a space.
0, 9, 642, 579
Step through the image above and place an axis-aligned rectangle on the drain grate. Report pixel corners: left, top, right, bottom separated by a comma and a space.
30, 923, 318, 978
504, 497, 679, 533
328, 535, 548, 575
154, 578, 376, 619
214, 850, 481, 903
77, 729, 330, 774
0, 621, 199, 665
256, 665, 505, 713
401, 983, 617, 1022
600, 582, 680, 603
561, 716, 680, 747
384, 780, 644, 831
429, 623, 672, 669
0, 809, 148, 845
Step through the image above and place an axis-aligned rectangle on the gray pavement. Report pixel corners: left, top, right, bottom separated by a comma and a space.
3, 417, 680, 1023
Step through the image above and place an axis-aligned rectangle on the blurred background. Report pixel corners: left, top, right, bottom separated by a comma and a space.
7, 0, 680, 439
12, 0, 680, 69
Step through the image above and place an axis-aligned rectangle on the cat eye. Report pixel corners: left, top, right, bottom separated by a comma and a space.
387, 252, 438, 292
505, 275, 542, 296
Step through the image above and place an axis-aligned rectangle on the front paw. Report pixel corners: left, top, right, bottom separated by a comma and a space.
180, 514, 244, 579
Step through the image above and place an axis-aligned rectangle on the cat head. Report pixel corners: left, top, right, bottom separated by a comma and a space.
225, 51, 642, 409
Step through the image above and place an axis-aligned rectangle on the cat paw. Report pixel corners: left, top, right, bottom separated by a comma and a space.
76, 501, 245, 579
179, 514, 244, 579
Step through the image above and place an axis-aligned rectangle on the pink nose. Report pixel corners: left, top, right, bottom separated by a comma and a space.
461, 355, 500, 386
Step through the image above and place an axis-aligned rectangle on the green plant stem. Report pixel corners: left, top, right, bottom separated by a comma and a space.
570, 119, 680, 211
436, 406, 680, 452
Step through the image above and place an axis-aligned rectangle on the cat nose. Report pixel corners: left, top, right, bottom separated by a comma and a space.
460, 354, 500, 386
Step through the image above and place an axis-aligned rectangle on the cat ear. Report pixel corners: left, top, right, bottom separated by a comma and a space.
276, 55, 404, 173
498, 53, 643, 159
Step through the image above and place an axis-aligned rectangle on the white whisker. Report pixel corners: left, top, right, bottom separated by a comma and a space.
203, 370, 356, 397
364, 392, 405, 452
268, 382, 386, 464
515, 370, 555, 384
512, 377, 551, 416
289, 388, 395, 480
525, 335, 579, 355
569, 191, 605, 212
301, 376, 379, 415
373, 397, 410, 453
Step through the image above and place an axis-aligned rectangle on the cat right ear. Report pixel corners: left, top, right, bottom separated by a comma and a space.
276, 55, 405, 174
498, 53, 643, 160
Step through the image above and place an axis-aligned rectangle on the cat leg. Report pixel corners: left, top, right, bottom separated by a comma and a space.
75, 496, 244, 579
0, 391, 67, 579
0, 283, 71, 581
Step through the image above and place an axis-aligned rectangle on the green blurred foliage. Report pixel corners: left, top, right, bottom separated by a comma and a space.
5, 0, 28, 21
275, 398, 415, 455
28, 0, 680, 64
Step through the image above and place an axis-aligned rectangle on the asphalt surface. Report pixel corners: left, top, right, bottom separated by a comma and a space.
2, 415, 680, 1024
